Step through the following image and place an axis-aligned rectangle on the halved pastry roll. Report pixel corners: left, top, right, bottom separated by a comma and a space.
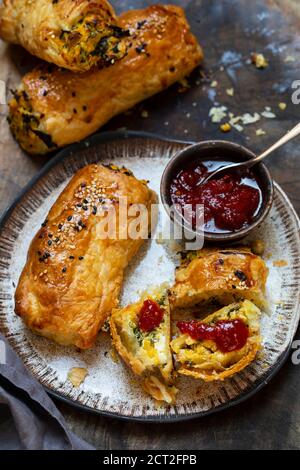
0, 0, 129, 72
170, 248, 268, 311
110, 292, 177, 403
15, 163, 157, 349
8, 5, 203, 154
171, 300, 261, 381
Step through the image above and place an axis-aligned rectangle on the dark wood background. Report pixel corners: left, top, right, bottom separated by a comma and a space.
0, 0, 300, 449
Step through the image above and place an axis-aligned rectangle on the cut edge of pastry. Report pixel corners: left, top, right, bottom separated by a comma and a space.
110, 289, 178, 403
171, 299, 262, 382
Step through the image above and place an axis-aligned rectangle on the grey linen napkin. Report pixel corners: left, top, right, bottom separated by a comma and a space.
0, 333, 94, 450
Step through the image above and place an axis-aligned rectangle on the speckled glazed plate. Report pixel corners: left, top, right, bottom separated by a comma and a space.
0, 131, 300, 422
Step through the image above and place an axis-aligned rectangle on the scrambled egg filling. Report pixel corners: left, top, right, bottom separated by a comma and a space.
171, 300, 260, 371
120, 296, 170, 371
59, 14, 129, 69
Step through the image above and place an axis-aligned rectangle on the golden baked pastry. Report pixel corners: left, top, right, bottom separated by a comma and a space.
171, 300, 261, 381
15, 164, 157, 349
8, 5, 203, 154
0, 0, 129, 72
170, 248, 268, 311
110, 291, 177, 403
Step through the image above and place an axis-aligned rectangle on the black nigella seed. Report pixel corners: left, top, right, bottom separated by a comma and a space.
62, 267, 67, 273
82, 206, 88, 211
48, 240, 52, 246
37, 251, 42, 255
82, 105, 87, 111
81, 182, 86, 188
218, 258, 224, 265
78, 220, 84, 227
55, 237, 60, 242
48, 233, 53, 238
45, 252, 50, 258
92, 206, 97, 215
69, 256, 75, 260
76, 203, 82, 208
83, 198, 88, 204
67, 215, 72, 221
234, 270, 247, 282
79, 256, 84, 260
39, 257, 44, 262
41, 220, 48, 227
232, 285, 236, 289
58, 223, 63, 229
72, 92, 76, 97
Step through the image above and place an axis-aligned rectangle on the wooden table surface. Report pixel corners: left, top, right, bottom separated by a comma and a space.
1, 0, 300, 450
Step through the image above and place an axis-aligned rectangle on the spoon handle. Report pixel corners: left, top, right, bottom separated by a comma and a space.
254, 122, 300, 163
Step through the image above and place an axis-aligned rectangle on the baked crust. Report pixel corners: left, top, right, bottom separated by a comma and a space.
8, 5, 203, 154
170, 247, 268, 311
15, 164, 157, 349
0, 0, 128, 72
110, 293, 177, 403
171, 300, 261, 381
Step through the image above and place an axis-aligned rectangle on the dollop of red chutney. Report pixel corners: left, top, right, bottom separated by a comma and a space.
138, 299, 164, 332
170, 162, 261, 232
177, 318, 249, 353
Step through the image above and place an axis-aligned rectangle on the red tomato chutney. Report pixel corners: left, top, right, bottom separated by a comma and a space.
170, 160, 262, 232
177, 318, 249, 353
138, 299, 164, 332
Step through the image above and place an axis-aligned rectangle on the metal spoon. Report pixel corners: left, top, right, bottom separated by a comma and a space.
199, 122, 300, 186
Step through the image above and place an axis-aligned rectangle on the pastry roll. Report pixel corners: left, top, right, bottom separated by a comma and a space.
110, 291, 177, 403
8, 5, 203, 154
171, 300, 261, 381
170, 248, 268, 311
0, 0, 129, 72
15, 164, 157, 349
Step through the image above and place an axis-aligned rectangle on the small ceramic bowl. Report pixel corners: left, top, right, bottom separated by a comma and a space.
160, 140, 274, 243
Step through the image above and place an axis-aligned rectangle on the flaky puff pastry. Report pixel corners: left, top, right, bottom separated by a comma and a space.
15, 164, 157, 349
171, 300, 261, 381
170, 248, 268, 311
110, 292, 177, 404
0, 0, 129, 72
8, 5, 203, 154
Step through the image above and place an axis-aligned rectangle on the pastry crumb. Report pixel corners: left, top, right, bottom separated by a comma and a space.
211, 80, 218, 88
110, 347, 119, 363
226, 88, 234, 96
256, 128, 266, 136
220, 122, 231, 133
141, 110, 149, 118
273, 259, 288, 267
68, 367, 88, 387
251, 53, 268, 69
251, 239, 265, 255
278, 102, 287, 110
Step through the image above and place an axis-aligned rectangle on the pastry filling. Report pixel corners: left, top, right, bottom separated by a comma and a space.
59, 14, 130, 68
171, 300, 260, 371
8, 89, 55, 152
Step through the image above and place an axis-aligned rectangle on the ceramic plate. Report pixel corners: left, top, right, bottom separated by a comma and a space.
0, 131, 300, 422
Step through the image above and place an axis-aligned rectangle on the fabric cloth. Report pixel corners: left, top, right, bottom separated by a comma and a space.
0, 333, 94, 450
